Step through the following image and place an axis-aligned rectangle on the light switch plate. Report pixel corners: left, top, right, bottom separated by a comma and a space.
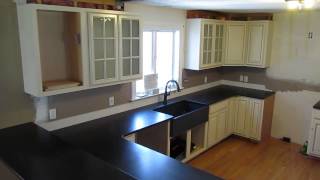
244, 76, 248, 83
109, 96, 115, 106
49, 108, 56, 120
240, 75, 244, 82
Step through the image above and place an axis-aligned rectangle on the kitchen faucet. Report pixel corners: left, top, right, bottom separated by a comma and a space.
163, 80, 181, 105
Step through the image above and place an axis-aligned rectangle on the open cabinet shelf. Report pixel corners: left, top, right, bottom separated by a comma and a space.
170, 132, 187, 161
189, 123, 207, 159
37, 10, 83, 92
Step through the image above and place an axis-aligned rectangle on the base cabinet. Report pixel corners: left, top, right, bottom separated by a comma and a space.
207, 95, 273, 148
208, 100, 229, 147
307, 110, 320, 157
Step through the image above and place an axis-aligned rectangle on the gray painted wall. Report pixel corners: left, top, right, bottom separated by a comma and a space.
0, 0, 35, 129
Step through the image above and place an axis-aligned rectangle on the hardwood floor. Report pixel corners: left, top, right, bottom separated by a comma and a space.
188, 136, 320, 180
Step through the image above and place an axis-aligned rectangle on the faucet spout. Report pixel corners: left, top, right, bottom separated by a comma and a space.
163, 80, 181, 105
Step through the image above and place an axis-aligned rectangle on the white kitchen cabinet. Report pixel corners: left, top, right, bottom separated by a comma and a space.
185, 19, 225, 70
119, 16, 142, 80
246, 21, 272, 68
234, 97, 249, 136
208, 100, 229, 148
307, 110, 320, 157
17, 4, 142, 96
88, 13, 118, 85
247, 99, 263, 140
227, 97, 237, 135
224, 21, 247, 66
233, 97, 264, 140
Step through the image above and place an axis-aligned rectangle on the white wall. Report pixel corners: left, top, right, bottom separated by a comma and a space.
268, 11, 320, 144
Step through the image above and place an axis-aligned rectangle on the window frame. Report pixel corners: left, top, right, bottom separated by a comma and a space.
132, 28, 182, 100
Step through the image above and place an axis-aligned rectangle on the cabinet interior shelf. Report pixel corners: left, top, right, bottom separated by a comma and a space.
43, 80, 81, 91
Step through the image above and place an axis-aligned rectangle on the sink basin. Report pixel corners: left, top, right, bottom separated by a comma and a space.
154, 100, 209, 137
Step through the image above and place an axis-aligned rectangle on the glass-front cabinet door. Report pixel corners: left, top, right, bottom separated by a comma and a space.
119, 16, 142, 80
200, 21, 214, 68
213, 23, 224, 66
89, 13, 118, 85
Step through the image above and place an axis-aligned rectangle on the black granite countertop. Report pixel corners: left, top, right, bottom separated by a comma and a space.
0, 123, 135, 180
0, 85, 274, 180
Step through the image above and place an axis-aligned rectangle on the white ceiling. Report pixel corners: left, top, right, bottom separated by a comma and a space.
128, 0, 320, 12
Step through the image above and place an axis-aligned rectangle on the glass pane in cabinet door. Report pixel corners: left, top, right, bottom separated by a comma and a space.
122, 39, 131, 57
106, 39, 115, 58
215, 39, 219, 50
106, 60, 116, 79
219, 38, 223, 49
94, 40, 104, 59
219, 25, 224, 37
132, 58, 139, 75
132, 39, 139, 56
216, 25, 220, 37
219, 51, 223, 62
207, 52, 212, 64
122, 19, 131, 37
208, 38, 212, 50
105, 17, 115, 38
202, 52, 207, 65
203, 38, 208, 51
208, 25, 213, 37
95, 61, 105, 80
204, 24, 208, 37
132, 20, 139, 37
214, 51, 218, 63
122, 58, 131, 76
93, 17, 104, 38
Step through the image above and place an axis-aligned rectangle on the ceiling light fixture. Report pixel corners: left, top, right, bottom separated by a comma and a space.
285, 0, 316, 10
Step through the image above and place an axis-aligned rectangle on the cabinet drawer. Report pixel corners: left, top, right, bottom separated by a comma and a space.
313, 109, 320, 119
210, 100, 229, 114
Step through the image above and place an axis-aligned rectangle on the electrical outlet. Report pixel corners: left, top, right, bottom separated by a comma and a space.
244, 76, 248, 83
109, 96, 115, 106
49, 109, 56, 120
240, 75, 244, 82
204, 75, 208, 83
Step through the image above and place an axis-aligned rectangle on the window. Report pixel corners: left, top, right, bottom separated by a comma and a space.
133, 30, 180, 99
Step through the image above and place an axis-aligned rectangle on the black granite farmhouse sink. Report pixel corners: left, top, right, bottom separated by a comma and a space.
154, 100, 209, 137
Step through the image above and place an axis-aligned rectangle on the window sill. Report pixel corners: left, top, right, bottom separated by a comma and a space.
131, 87, 184, 102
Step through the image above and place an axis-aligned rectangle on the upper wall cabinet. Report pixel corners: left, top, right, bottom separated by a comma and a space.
224, 21, 247, 66
119, 16, 142, 80
185, 19, 272, 70
89, 14, 118, 85
17, 4, 142, 96
246, 21, 272, 68
185, 19, 225, 70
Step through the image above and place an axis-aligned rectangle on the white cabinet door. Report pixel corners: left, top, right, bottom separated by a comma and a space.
246, 23, 265, 66
227, 98, 237, 136
200, 21, 215, 68
208, 106, 228, 147
213, 23, 225, 66
235, 97, 249, 137
247, 99, 263, 140
246, 21, 271, 68
224, 22, 247, 65
208, 114, 218, 147
89, 14, 118, 85
216, 109, 228, 142
309, 119, 320, 156
119, 16, 142, 80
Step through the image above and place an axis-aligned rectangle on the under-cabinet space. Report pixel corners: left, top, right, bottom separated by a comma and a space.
189, 123, 207, 157
170, 132, 187, 161
38, 10, 83, 91
135, 122, 169, 155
